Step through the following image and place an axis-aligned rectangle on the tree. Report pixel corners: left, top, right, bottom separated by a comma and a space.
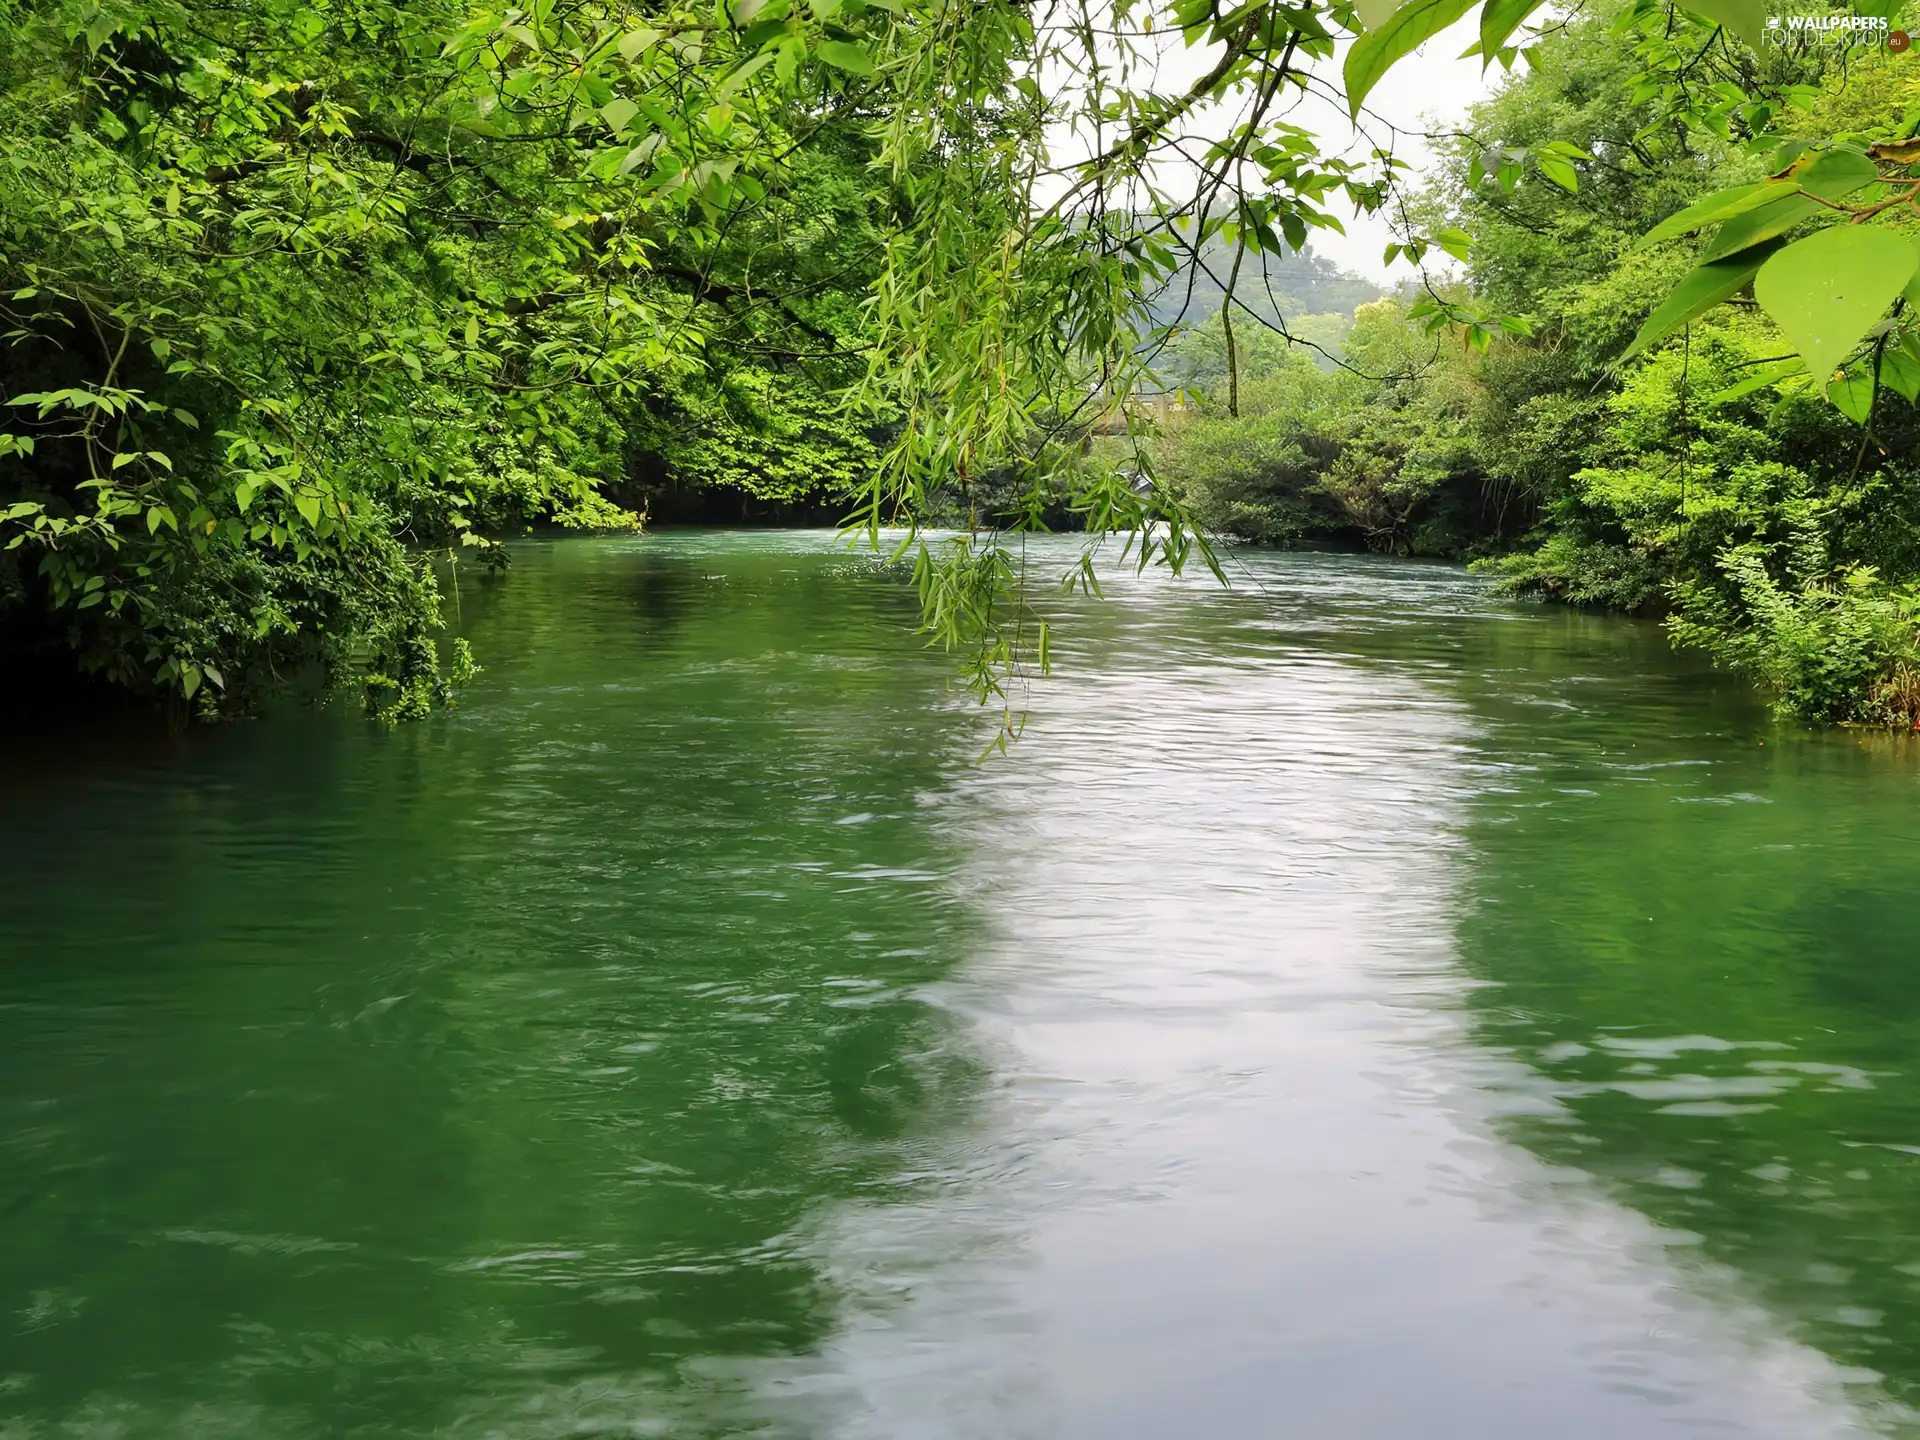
4, 0, 1904, 725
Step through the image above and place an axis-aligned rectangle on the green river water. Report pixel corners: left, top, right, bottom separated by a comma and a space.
5, 531, 1920, 1438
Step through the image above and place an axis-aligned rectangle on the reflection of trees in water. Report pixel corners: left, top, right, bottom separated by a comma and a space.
1442, 604, 1920, 1422
0, 538, 990, 1437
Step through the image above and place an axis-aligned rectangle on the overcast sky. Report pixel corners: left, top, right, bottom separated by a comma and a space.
1304, 14, 1503, 282
1036, 11, 1504, 284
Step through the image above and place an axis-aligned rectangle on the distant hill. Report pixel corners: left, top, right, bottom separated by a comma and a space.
1141, 238, 1382, 333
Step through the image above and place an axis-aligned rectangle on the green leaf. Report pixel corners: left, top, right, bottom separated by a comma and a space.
1793, 147, 1879, 201
1354, 0, 1402, 30
1477, 0, 1549, 59
1883, 337, 1920, 404
620, 134, 666, 173
1344, 0, 1478, 118
1636, 182, 1800, 249
1828, 364, 1876, 424
1755, 227, 1917, 382
1536, 155, 1578, 192
815, 40, 876, 75
617, 27, 661, 59
1701, 195, 1824, 263
295, 493, 322, 528
1769, 140, 1811, 172
1435, 227, 1471, 261
1906, 235, 1920, 311
1620, 242, 1781, 361
1710, 357, 1806, 402
601, 97, 640, 134
464, 315, 480, 347
1678, 0, 1765, 46
718, 50, 776, 97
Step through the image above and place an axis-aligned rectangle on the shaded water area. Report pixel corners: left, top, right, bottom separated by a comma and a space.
5, 531, 1920, 1437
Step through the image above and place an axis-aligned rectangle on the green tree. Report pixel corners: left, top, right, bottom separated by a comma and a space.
6, 0, 1910, 727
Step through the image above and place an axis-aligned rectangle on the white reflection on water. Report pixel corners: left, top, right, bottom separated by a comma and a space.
735, 567, 1893, 1439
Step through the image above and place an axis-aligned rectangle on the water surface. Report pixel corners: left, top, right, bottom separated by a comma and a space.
4, 532, 1920, 1437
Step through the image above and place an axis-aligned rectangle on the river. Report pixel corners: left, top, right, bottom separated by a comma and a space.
4, 531, 1920, 1437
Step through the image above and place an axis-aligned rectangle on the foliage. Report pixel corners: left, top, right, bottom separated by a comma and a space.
1158, 298, 1489, 554
1490, 15, 1920, 722
1617, 30, 1920, 419
1149, 1, 1920, 726
2, 0, 1915, 725
0, 0, 882, 714
0, 0, 623, 712
1141, 240, 1382, 336
1670, 534, 1920, 728
633, 367, 881, 509
1486, 313, 1826, 607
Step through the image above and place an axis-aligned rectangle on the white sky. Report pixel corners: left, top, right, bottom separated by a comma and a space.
1311, 15, 1503, 281
1035, 10, 1503, 285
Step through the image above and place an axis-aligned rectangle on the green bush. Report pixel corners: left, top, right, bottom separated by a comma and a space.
1670, 529, 1920, 728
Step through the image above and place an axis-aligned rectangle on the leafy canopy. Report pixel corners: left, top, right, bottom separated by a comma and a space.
3, 0, 1909, 724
